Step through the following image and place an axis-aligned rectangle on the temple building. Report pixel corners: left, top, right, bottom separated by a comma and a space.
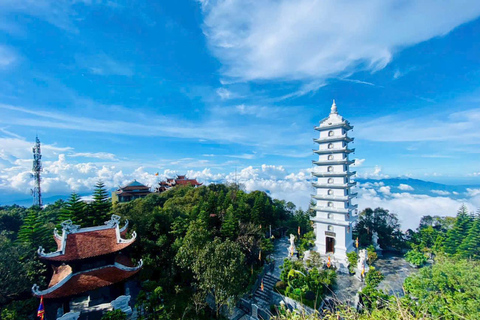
155, 175, 202, 193
32, 215, 142, 320
112, 180, 151, 203
311, 100, 358, 272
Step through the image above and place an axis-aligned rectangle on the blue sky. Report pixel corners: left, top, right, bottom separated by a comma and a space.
1, 1, 480, 222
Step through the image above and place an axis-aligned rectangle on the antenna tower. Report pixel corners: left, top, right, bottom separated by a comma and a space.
31, 135, 42, 207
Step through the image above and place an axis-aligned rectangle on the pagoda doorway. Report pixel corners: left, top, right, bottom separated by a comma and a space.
326, 237, 335, 253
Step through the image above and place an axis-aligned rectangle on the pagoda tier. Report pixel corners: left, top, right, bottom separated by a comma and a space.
312, 182, 356, 188
314, 122, 353, 131
311, 215, 357, 226
311, 204, 358, 214
312, 159, 354, 166
313, 148, 355, 155
32, 255, 142, 299
311, 193, 358, 201
313, 136, 354, 143
38, 215, 136, 262
312, 171, 356, 177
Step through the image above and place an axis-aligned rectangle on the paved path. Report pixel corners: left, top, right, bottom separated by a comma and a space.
270, 237, 290, 278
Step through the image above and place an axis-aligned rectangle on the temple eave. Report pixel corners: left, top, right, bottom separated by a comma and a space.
32, 261, 142, 299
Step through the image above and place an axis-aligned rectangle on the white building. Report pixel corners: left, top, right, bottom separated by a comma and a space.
311, 100, 357, 272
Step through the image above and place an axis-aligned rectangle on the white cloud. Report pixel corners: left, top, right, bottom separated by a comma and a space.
398, 184, 414, 191
353, 158, 365, 167
356, 108, 480, 146
70, 152, 117, 160
199, 0, 480, 81
0, 45, 17, 68
216, 88, 232, 99
76, 53, 133, 76
378, 186, 391, 195
431, 190, 450, 196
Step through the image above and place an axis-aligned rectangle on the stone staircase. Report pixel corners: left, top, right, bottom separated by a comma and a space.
253, 273, 280, 307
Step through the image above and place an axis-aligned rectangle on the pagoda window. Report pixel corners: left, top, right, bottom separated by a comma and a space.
347, 226, 351, 233
328, 202, 333, 207
328, 130, 334, 137
328, 189, 333, 195
328, 143, 334, 149
328, 166, 333, 172
346, 189, 349, 195
328, 155, 333, 160
328, 178, 334, 184
328, 213, 333, 219
328, 225, 334, 231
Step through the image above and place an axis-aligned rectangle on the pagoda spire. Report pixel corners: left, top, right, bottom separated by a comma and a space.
330, 99, 338, 114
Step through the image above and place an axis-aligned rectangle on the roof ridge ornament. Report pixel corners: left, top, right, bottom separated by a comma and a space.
105, 214, 121, 228
331, 99, 338, 114
61, 220, 80, 234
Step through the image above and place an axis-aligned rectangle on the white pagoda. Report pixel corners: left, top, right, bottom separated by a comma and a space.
311, 100, 357, 272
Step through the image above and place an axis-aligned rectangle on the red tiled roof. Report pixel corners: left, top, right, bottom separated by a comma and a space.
40, 262, 140, 299
175, 179, 202, 186
49, 265, 72, 288
41, 228, 134, 262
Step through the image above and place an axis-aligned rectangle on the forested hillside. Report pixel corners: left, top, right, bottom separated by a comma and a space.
0, 183, 312, 319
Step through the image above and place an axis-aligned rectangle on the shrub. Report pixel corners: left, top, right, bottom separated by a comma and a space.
405, 249, 427, 267
347, 251, 358, 274
101, 309, 127, 320
367, 245, 378, 264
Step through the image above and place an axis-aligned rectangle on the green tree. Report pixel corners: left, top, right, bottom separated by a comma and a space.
221, 204, 237, 239
458, 215, 480, 259
86, 181, 112, 226
443, 204, 472, 255
192, 238, 248, 318
404, 257, 480, 319
101, 309, 127, 320
353, 207, 404, 250
57, 192, 85, 226
16, 208, 50, 247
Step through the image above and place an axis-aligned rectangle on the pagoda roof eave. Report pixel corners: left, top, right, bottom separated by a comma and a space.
313, 148, 355, 155
311, 193, 358, 201
312, 160, 354, 166
313, 136, 354, 143
314, 122, 353, 131
312, 171, 356, 178
312, 182, 357, 189
32, 260, 143, 299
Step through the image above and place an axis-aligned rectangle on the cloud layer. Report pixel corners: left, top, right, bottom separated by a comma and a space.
199, 0, 480, 81
1, 138, 477, 230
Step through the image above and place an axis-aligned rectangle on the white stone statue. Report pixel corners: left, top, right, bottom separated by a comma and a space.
355, 249, 370, 280
372, 231, 381, 251
288, 234, 296, 257
57, 311, 80, 320
111, 295, 132, 315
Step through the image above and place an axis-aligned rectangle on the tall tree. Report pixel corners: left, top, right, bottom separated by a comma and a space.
458, 216, 480, 259
443, 205, 472, 255
16, 208, 50, 248
86, 181, 112, 226
192, 238, 248, 318
57, 193, 85, 227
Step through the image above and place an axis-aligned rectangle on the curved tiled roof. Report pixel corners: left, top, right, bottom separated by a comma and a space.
33, 257, 142, 299
39, 216, 136, 262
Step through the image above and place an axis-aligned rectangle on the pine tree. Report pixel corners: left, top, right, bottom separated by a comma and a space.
17, 208, 50, 248
458, 216, 480, 259
57, 192, 85, 227
444, 205, 473, 255
86, 181, 112, 226
221, 205, 238, 239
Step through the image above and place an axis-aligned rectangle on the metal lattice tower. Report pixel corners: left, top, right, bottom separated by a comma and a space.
31, 135, 42, 207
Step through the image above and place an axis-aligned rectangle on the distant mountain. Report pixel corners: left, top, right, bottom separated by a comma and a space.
356, 177, 479, 199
